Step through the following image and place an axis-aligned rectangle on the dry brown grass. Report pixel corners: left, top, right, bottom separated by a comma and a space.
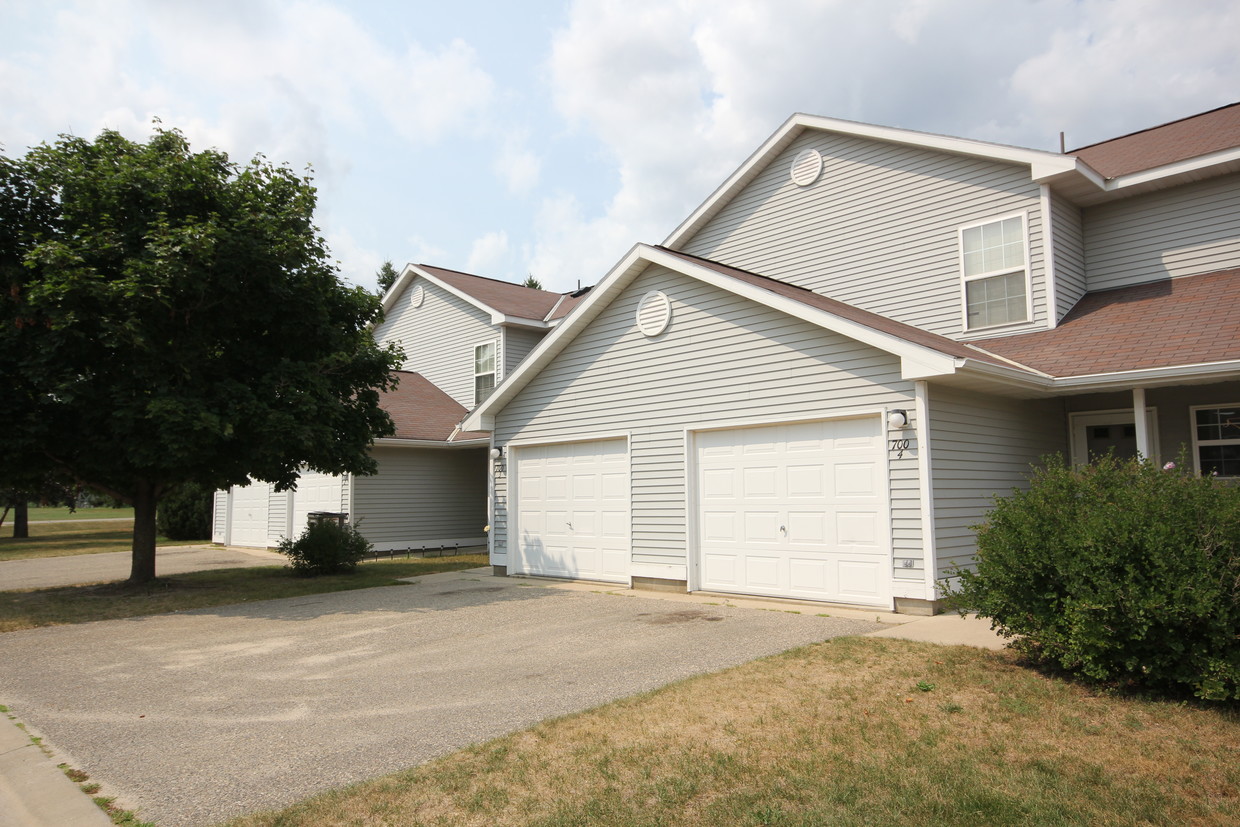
0, 554, 489, 632
224, 636, 1240, 827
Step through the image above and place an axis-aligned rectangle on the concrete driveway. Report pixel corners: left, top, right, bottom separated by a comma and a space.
0, 569, 881, 826
0, 545, 284, 591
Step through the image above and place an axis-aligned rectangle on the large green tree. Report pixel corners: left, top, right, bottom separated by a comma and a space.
0, 127, 402, 582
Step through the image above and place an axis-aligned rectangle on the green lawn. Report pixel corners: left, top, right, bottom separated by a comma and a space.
0, 554, 489, 632
0, 520, 197, 561
224, 636, 1240, 827
19, 506, 135, 522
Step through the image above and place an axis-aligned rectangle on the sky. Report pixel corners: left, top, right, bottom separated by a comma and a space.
2, 0, 1238, 295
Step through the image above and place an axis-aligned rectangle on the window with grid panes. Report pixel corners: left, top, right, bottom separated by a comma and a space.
1192, 405, 1240, 477
961, 215, 1028, 330
474, 342, 496, 405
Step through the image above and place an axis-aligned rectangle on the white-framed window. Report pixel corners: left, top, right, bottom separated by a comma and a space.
960, 213, 1030, 331
474, 341, 497, 405
1191, 404, 1240, 478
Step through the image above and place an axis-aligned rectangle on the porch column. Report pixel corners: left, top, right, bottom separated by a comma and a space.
1132, 387, 1151, 460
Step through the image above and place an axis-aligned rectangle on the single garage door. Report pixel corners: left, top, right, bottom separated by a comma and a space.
514, 439, 629, 583
696, 416, 889, 606
229, 482, 270, 548
291, 472, 345, 536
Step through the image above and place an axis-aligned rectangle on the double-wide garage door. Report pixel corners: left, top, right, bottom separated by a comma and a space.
696, 417, 890, 606
514, 439, 629, 583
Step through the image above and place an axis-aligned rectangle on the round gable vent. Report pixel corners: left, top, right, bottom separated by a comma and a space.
790, 148, 823, 187
636, 290, 672, 337
409, 285, 424, 307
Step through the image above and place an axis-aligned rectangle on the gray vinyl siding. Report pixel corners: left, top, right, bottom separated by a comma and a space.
678, 130, 1047, 339
503, 327, 546, 377
211, 489, 228, 543
1050, 189, 1087, 319
492, 264, 922, 582
353, 446, 487, 549
266, 485, 287, 546
1064, 382, 1240, 465
928, 385, 1067, 578
373, 277, 498, 407
1083, 173, 1240, 291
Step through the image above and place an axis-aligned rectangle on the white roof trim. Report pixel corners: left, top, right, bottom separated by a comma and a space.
954, 356, 1240, 395
381, 265, 551, 327
664, 113, 1081, 250
373, 437, 488, 449
462, 243, 968, 432
1102, 145, 1240, 191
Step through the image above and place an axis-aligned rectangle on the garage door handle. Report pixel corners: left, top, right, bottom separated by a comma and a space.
779, 525, 786, 536
566, 522, 573, 531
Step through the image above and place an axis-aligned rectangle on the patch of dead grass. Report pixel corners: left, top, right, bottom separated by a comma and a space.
0, 555, 489, 632
223, 636, 1240, 827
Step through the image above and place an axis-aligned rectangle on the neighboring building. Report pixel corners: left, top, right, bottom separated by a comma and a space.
212, 265, 588, 551
464, 103, 1240, 614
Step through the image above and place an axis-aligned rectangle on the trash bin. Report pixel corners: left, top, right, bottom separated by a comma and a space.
306, 511, 349, 527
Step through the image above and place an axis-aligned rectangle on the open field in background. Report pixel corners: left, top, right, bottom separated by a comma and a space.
20, 507, 135, 522
225, 636, 1240, 827
0, 555, 490, 632
0, 520, 197, 561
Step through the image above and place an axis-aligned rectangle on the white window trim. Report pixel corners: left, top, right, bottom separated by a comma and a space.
473, 340, 497, 406
1189, 403, 1240, 478
958, 211, 1032, 333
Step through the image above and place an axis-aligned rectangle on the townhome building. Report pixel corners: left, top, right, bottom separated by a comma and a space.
463, 103, 1240, 614
212, 266, 587, 552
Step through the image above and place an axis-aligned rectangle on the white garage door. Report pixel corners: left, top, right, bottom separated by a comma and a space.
696, 417, 889, 606
229, 482, 270, 547
291, 473, 345, 536
514, 439, 629, 583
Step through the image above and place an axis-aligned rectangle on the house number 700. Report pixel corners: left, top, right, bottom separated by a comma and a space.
889, 438, 911, 458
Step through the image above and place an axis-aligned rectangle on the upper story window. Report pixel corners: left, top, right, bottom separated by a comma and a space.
960, 214, 1029, 331
1192, 405, 1240, 477
474, 342, 496, 405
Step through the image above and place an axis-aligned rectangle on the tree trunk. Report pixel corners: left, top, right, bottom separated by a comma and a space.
129, 481, 158, 583
13, 501, 29, 539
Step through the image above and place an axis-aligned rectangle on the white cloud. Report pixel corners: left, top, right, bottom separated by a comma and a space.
327, 228, 385, 292
494, 136, 542, 195
466, 230, 512, 275
527, 0, 1240, 291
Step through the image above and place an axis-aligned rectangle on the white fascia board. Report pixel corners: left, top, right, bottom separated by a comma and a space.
664, 114, 1079, 249
403, 265, 503, 320
372, 437, 489, 449
955, 357, 1240, 394
641, 247, 960, 379
495, 314, 550, 329
380, 263, 420, 315
461, 243, 653, 432
1048, 359, 1240, 390
1105, 146, 1240, 191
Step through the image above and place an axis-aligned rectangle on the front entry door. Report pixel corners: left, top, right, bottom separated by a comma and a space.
1069, 408, 1159, 465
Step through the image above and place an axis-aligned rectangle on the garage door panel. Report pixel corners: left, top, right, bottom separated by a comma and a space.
515, 439, 629, 584
230, 483, 270, 547
697, 417, 890, 607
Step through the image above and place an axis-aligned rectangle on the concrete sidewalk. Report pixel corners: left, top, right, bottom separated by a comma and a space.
0, 545, 284, 591
0, 714, 111, 827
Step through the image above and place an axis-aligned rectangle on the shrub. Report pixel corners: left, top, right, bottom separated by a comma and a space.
276, 519, 371, 576
944, 453, 1240, 701
156, 482, 213, 540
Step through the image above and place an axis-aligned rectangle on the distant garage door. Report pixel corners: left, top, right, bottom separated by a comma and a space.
229, 483, 270, 548
514, 439, 629, 583
695, 417, 890, 606
291, 473, 345, 536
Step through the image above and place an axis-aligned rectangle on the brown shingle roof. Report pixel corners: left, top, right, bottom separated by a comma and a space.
656, 248, 1020, 370
418, 264, 567, 320
547, 287, 592, 320
1071, 102, 1240, 179
974, 268, 1240, 376
379, 371, 483, 442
